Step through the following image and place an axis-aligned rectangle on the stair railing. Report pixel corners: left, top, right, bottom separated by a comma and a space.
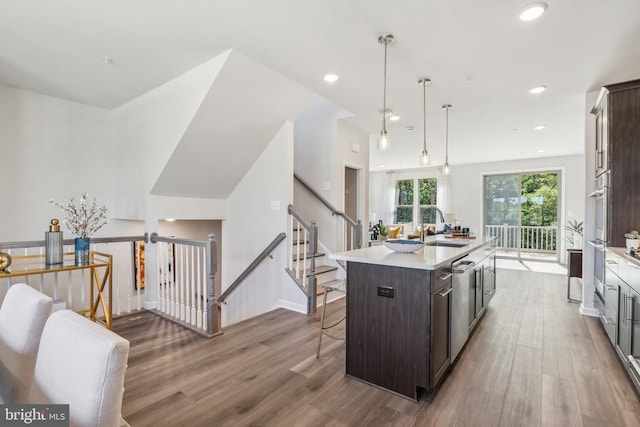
287, 204, 318, 314
149, 232, 219, 336
216, 232, 287, 305
0, 235, 148, 316
294, 174, 362, 251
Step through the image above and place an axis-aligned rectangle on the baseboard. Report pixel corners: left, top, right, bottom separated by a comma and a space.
579, 306, 599, 317
277, 299, 307, 314
144, 300, 158, 310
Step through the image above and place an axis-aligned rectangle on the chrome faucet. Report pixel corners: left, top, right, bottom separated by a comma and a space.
421, 205, 446, 242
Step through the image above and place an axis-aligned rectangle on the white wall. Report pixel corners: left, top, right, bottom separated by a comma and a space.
110, 53, 229, 220
370, 154, 585, 255
222, 122, 304, 326
293, 96, 368, 252
0, 83, 142, 241
337, 120, 370, 245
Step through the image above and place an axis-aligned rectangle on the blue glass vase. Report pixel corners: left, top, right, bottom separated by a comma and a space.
75, 237, 90, 266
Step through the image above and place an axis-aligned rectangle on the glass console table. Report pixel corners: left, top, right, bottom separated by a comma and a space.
1, 251, 113, 329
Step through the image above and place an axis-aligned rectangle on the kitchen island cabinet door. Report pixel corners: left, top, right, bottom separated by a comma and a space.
431, 281, 451, 387
346, 262, 430, 400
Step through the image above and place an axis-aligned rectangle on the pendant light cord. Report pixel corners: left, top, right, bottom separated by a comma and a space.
422, 80, 427, 151
382, 39, 388, 133
445, 106, 449, 163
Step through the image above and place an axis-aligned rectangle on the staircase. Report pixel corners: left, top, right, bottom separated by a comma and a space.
284, 220, 345, 313
286, 175, 361, 314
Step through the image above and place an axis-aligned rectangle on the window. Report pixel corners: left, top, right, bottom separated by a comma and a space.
393, 178, 438, 225
394, 180, 413, 223
483, 171, 559, 261
418, 178, 438, 223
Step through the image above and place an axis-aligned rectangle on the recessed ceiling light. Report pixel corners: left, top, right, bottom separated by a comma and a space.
323, 73, 339, 83
165, 218, 176, 222
518, 2, 547, 21
537, 149, 545, 153
379, 165, 385, 168
534, 125, 546, 130
389, 113, 400, 121
529, 85, 547, 94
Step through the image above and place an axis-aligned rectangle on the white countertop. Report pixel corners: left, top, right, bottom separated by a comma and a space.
607, 246, 640, 267
330, 235, 495, 270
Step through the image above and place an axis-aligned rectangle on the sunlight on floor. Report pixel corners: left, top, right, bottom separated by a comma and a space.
496, 258, 567, 275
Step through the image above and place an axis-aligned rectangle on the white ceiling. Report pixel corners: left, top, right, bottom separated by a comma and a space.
2, 0, 639, 172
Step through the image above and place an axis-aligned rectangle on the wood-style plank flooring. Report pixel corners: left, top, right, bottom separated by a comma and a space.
115, 269, 640, 426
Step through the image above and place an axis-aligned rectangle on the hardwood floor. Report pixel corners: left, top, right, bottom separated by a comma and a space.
115, 269, 640, 426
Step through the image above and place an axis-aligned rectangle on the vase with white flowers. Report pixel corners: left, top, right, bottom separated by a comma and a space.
50, 193, 108, 265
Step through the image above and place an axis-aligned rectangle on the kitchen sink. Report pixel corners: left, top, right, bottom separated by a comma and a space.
425, 241, 469, 248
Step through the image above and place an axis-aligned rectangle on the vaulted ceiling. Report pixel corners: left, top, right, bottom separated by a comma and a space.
2, 0, 639, 171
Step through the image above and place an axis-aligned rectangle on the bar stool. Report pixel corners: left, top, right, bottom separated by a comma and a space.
316, 280, 346, 358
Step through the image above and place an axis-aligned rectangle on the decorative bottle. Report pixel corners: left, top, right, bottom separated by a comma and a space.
0, 244, 11, 272
45, 218, 64, 265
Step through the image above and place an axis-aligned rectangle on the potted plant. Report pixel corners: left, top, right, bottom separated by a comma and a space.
564, 219, 584, 248
625, 230, 640, 250
379, 224, 388, 241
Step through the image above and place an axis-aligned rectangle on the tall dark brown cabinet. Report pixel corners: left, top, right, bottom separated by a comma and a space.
598, 79, 640, 247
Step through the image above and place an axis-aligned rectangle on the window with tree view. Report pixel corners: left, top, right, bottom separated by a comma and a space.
418, 178, 438, 224
394, 178, 438, 225
484, 172, 559, 260
394, 180, 413, 223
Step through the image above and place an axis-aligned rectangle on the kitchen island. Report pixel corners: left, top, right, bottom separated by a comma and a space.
331, 235, 496, 401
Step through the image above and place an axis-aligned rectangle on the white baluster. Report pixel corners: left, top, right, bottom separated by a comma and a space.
67, 270, 72, 311
185, 245, 191, 324
201, 247, 207, 330
180, 244, 186, 321
196, 246, 202, 329
289, 215, 294, 271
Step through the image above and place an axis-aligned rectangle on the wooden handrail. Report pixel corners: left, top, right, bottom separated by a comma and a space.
294, 174, 358, 228
294, 174, 362, 249
216, 232, 287, 305
0, 234, 148, 250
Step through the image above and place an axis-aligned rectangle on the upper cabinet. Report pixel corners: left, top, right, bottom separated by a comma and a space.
593, 79, 640, 247
591, 87, 609, 177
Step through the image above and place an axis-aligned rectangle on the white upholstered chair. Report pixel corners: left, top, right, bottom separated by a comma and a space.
0, 283, 53, 403
29, 310, 130, 427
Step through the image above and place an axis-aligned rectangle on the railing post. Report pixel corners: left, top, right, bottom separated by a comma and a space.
502, 223, 508, 249
308, 221, 318, 314
356, 220, 363, 249
206, 233, 219, 335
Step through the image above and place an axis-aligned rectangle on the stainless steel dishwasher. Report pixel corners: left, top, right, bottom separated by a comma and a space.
451, 255, 475, 363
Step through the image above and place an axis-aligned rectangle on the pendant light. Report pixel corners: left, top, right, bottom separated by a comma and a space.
377, 34, 394, 151
418, 78, 431, 165
442, 104, 452, 174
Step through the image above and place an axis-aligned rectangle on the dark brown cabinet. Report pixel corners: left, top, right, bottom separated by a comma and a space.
345, 262, 451, 401
596, 79, 640, 247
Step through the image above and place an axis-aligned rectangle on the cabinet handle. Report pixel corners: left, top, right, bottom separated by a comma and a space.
438, 287, 453, 297
605, 284, 616, 291
626, 294, 633, 323
438, 273, 453, 281
606, 259, 617, 264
